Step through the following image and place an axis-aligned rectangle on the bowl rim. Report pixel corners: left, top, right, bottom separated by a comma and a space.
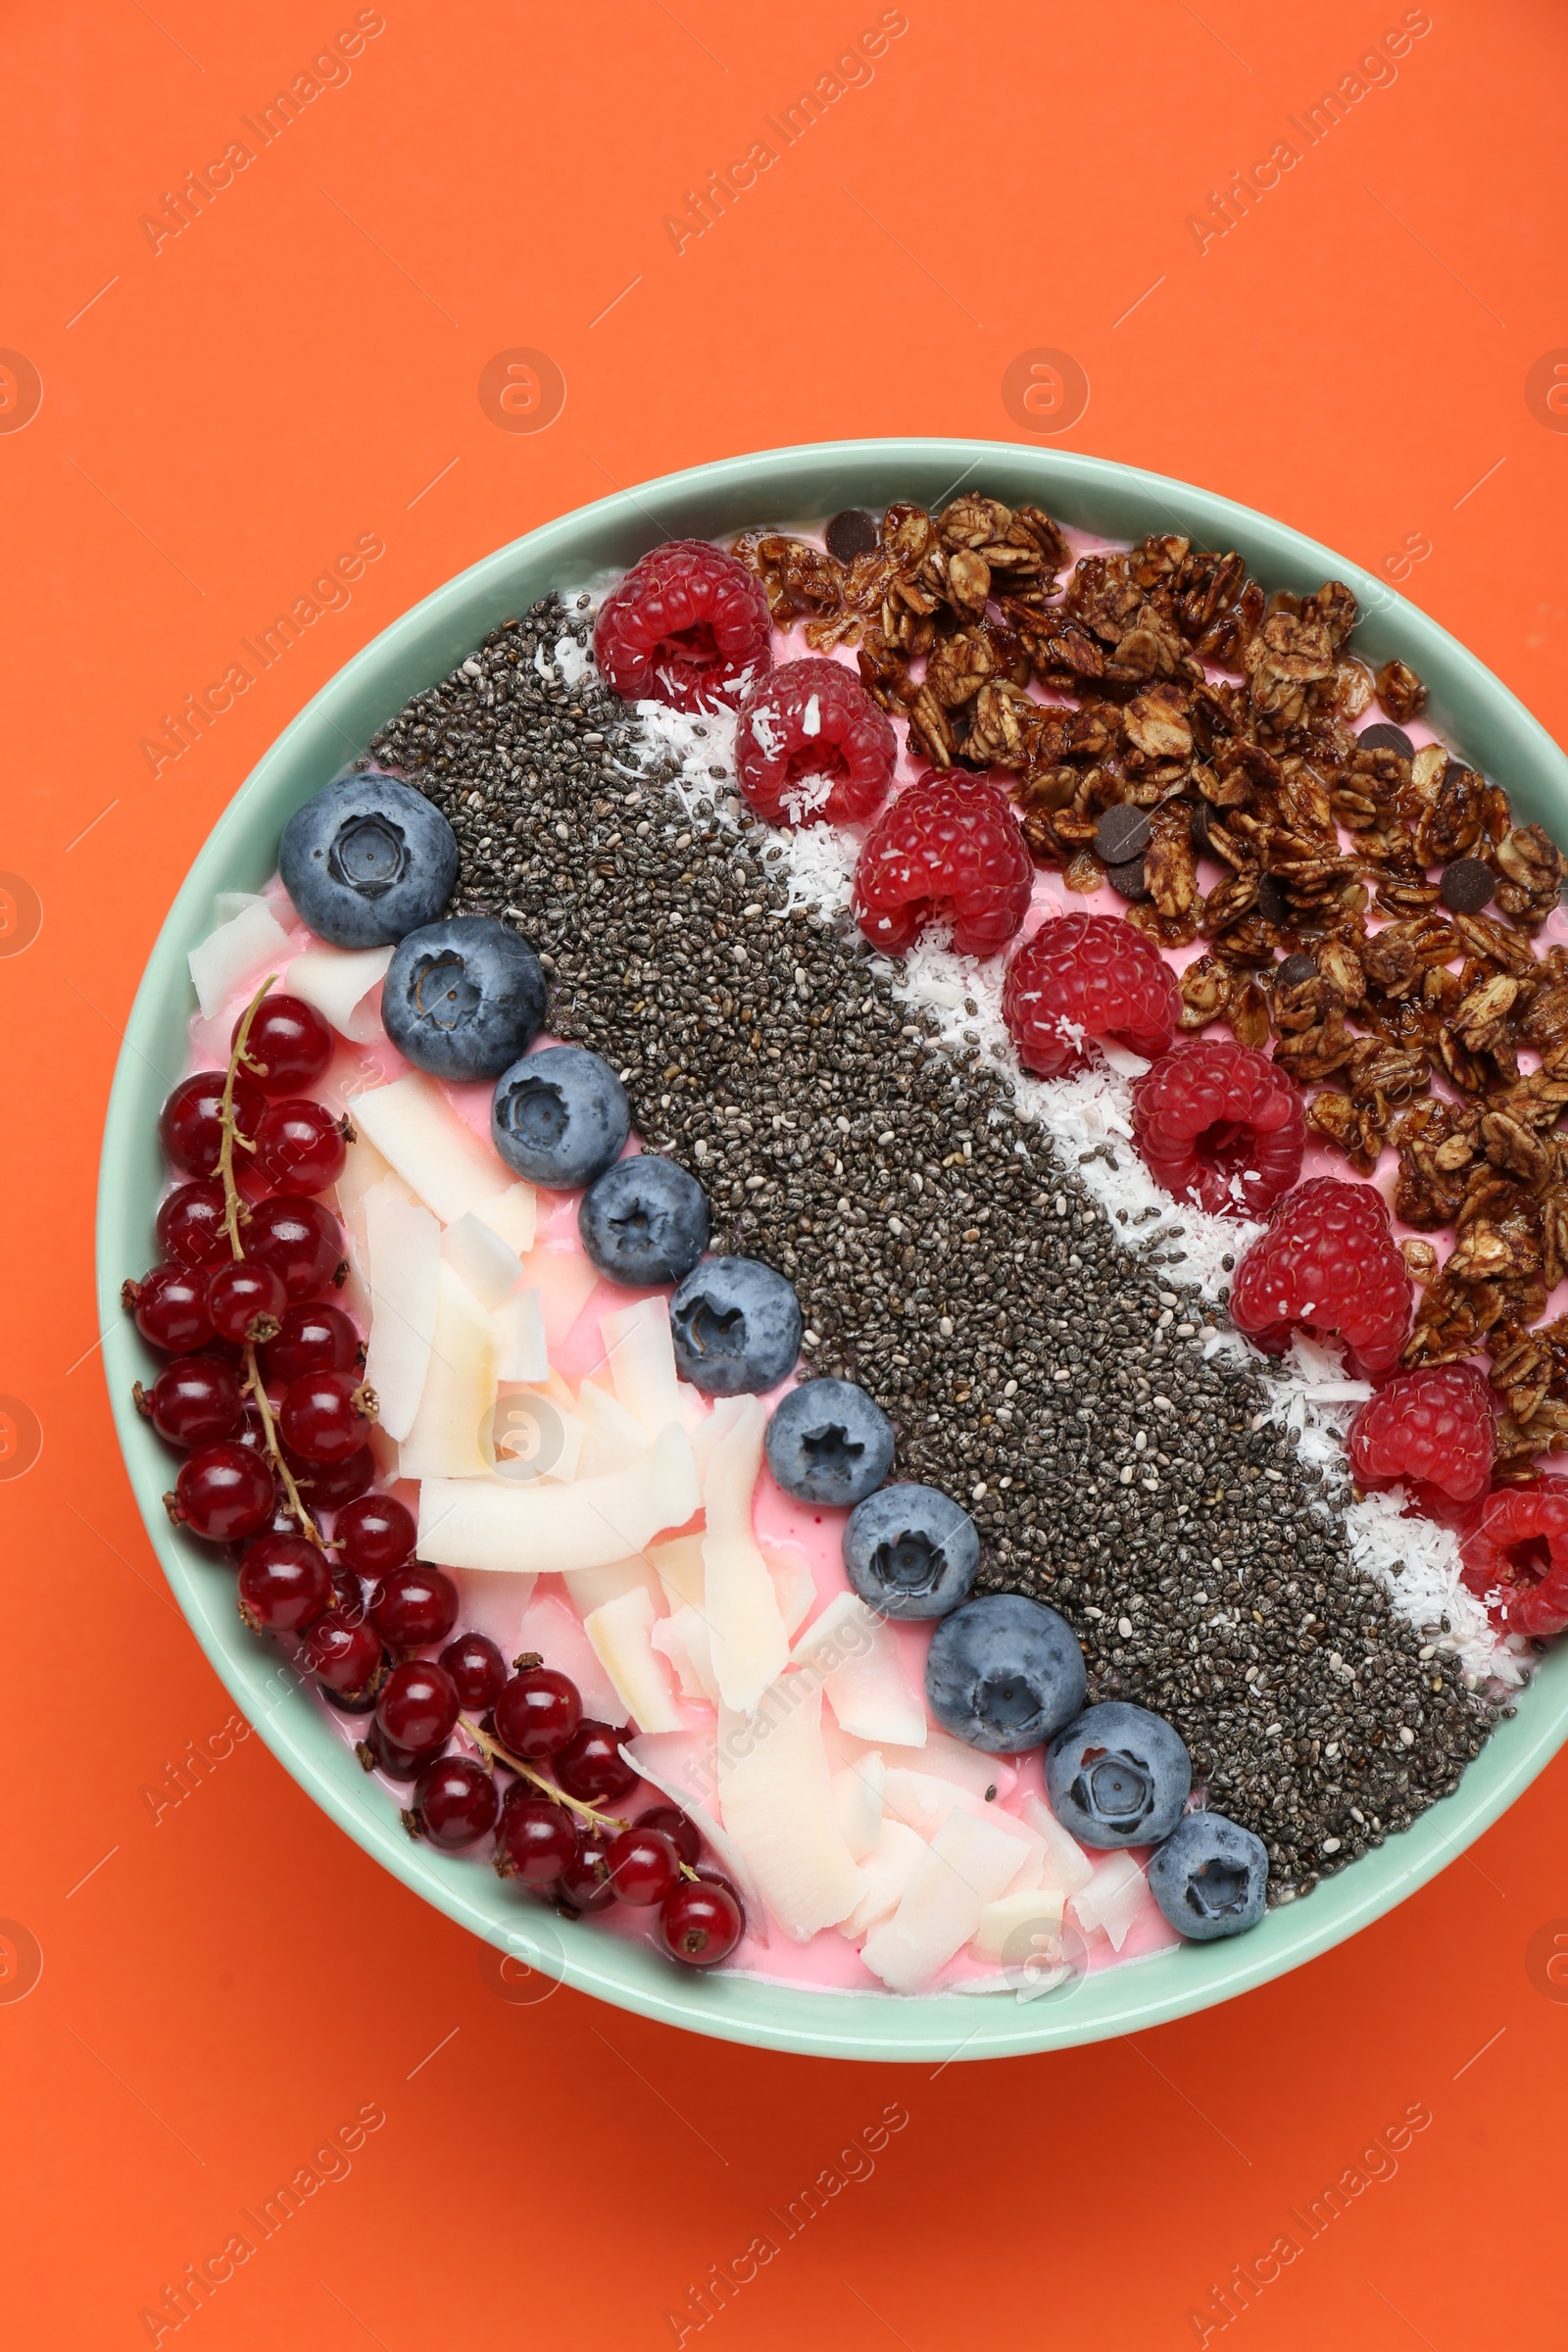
98, 435, 1568, 2062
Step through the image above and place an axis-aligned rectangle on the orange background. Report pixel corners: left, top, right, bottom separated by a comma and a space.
4, 3, 1567, 2345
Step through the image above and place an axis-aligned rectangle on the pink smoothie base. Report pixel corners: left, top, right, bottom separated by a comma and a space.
179, 511, 1528, 1997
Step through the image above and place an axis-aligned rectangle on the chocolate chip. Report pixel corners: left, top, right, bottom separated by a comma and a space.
1276, 953, 1317, 988
1190, 800, 1213, 855
1357, 721, 1415, 759
825, 510, 878, 565
1441, 858, 1495, 913
1106, 855, 1151, 902
1257, 873, 1291, 925
1096, 805, 1152, 864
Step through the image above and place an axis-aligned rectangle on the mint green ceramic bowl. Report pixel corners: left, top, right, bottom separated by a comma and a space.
99, 439, 1568, 2060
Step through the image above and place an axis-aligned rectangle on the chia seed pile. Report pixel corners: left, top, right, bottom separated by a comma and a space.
366, 595, 1498, 1899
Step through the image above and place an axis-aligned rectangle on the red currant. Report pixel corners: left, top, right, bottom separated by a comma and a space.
304, 1610, 385, 1696
318, 1673, 377, 1715
660, 1877, 743, 1967
288, 1445, 375, 1509
495, 1797, 579, 1887
237, 1534, 332, 1633
230, 1400, 270, 1454
254, 1099, 346, 1195
125, 1263, 215, 1354
159, 1070, 267, 1179
376, 1658, 459, 1752
261, 1301, 360, 1388
236, 994, 333, 1094
494, 1666, 582, 1759
279, 1369, 377, 1463
604, 1825, 681, 1906
329, 1563, 367, 1623
156, 1181, 230, 1267
438, 1632, 506, 1713
245, 1196, 346, 1300
554, 1830, 618, 1912
413, 1755, 499, 1848
173, 1442, 275, 1543
363, 1718, 444, 1781
553, 1719, 637, 1804
206, 1259, 287, 1345
369, 1562, 458, 1650
334, 1491, 416, 1577
635, 1803, 702, 1867
137, 1355, 243, 1446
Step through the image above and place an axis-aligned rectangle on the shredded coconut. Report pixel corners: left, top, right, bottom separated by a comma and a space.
1254, 1334, 1517, 1685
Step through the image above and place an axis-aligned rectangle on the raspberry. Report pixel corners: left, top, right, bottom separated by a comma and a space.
1348, 1363, 1495, 1517
735, 657, 895, 827
1460, 1483, 1568, 1635
853, 769, 1033, 956
593, 540, 771, 713
1002, 912, 1180, 1079
1229, 1176, 1412, 1376
1131, 1039, 1304, 1219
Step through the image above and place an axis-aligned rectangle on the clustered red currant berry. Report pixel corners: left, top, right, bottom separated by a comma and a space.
138, 1001, 746, 1968
494, 1663, 582, 1759
235, 994, 333, 1095
136, 1356, 243, 1447
368, 1562, 459, 1650
335, 1492, 416, 1577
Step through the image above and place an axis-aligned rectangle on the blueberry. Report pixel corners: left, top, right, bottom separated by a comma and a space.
380, 916, 547, 1081
492, 1046, 629, 1189
764, 1380, 894, 1507
278, 772, 458, 948
580, 1155, 710, 1288
843, 1483, 978, 1619
668, 1256, 802, 1396
924, 1592, 1086, 1752
1045, 1702, 1192, 1849
1148, 1812, 1269, 1940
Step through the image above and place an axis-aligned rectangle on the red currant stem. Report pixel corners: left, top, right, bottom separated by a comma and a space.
216, 975, 324, 1551
241, 1348, 324, 1549
219, 976, 275, 1258
461, 1717, 629, 1835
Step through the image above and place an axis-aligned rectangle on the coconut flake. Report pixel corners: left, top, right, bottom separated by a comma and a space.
284, 941, 395, 1043
399, 1262, 498, 1481
188, 900, 292, 1019
349, 1072, 515, 1224
841, 1819, 928, 1936
363, 1182, 441, 1442
494, 1289, 549, 1384
583, 1585, 684, 1734
416, 1422, 699, 1575
716, 1682, 862, 1941
860, 1807, 1024, 1993
830, 1753, 885, 1864
791, 1592, 926, 1746
1069, 1850, 1153, 1952
600, 1297, 684, 1435
702, 1398, 790, 1715
973, 1884, 1067, 1962
441, 1211, 524, 1310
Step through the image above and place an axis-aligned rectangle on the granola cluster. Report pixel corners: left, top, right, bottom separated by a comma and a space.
737, 502, 1568, 1482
